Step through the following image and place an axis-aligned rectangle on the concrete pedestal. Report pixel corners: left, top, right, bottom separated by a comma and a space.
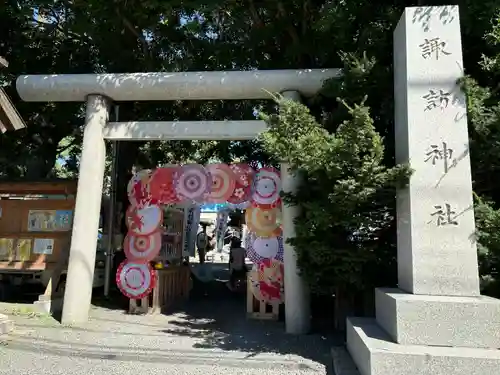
347, 318, 500, 375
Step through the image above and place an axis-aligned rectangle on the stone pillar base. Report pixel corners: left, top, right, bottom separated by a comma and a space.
347, 317, 500, 375
0, 313, 13, 335
375, 288, 500, 349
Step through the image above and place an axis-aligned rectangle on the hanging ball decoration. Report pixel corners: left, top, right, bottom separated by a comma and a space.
116, 260, 156, 300
245, 206, 282, 238
176, 164, 212, 201
205, 163, 236, 203
126, 204, 163, 236
123, 231, 162, 263
251, 167, 281, 207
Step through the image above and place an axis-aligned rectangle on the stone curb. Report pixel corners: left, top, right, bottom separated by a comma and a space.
331, 346, 360, 375
0, 313, 13, 335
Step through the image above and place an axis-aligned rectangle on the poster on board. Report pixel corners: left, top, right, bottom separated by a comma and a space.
33, 238, 54, 255
27, 210, 73, 232
0, 238, 13, 260
15, 239, 31, 261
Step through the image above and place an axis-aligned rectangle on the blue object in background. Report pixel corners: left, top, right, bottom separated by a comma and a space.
200, 203, 227, 213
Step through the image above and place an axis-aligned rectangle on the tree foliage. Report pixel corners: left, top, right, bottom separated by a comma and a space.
260, 55, 411, 294
1, 0, 500, 308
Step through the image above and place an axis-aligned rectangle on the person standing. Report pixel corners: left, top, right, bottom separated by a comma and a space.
228, 237, 246, 291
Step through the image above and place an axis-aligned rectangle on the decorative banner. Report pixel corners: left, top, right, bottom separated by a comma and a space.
206, 163, 236, 203
116, 260, 156, 300
124, 231, 162, 263
227, 163, 254, 204
245, 206, 282, 238
126, 204, 163, 235
176, 164, 212, 201
127, 169, 154, 207
183, 205, 201, 257
249, 259, 284, 303
149, 166, 180, 205
246, 233, 284, 263
251, 167, 281, 207
215, 210, 230, 251
15, 239, 32, 261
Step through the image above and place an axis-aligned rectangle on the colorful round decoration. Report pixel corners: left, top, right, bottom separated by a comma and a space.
229, 163, 254, 187
252, 167, 281, 207
246, 234, 284, 263
123, 231, 162, 263
116, 260, 156, 300
149, 166, 180, 205
176, 164, 212, 201
245, 206, 282, 238
127, 170, 154, 207
205, 163, 236, 203
126, 204, 163, 235
249, 259, 284, 303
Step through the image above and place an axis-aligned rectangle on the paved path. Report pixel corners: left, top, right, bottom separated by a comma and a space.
0, 281, 338, 375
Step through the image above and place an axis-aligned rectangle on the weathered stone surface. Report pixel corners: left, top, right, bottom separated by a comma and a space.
375, 288, 500, 349
394, 5, 479, 297
347, 318, 500, 375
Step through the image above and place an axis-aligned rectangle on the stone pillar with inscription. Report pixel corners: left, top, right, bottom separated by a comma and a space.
345, 6, 500, 375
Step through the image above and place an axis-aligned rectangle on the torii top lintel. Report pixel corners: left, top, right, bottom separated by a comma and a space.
16, 69, 341, 102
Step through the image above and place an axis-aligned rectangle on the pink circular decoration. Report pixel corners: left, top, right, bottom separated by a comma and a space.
252, 167, 281, 207
149, 166, 180, 205
116, 260, 156, 300
205, 163, 236, 203
246, 235, 284, 263
123, 232, 162, 263
126, 204, 163, 235
176, 164, 211, 201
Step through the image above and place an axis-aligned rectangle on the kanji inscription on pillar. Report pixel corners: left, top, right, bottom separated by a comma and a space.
394, 5, 480, 296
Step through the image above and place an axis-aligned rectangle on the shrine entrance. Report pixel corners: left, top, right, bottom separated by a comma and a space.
15, 69, 340, 334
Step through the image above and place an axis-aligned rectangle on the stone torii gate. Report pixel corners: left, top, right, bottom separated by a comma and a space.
15, 69, 340, 333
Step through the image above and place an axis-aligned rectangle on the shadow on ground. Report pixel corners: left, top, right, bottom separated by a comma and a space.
159, 277, 341, 371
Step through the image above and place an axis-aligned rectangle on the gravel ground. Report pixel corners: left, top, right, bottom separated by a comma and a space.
0, 280, 338, 375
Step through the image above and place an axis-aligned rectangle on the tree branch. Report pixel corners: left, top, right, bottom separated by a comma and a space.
115, 7, 152, 65
248, 0, 264, 28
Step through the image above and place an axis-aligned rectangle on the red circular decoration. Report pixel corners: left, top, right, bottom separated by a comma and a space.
206, 163, 236, 203
229, 163, 254, 187
116, 260, 156, 300
227, 164, 254, 204
127, 170, 155, 207
123, 231, 162, 263
249, 259, 284, 303
149, 166, 180, 205
126, 204, 163, 235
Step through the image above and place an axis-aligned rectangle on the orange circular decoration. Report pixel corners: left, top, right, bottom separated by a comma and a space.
126, 204, 163, 236
245, 206, 282, 238
206, 163, 235, 203
123, 232, 162, 263
149, 166, 180, 205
